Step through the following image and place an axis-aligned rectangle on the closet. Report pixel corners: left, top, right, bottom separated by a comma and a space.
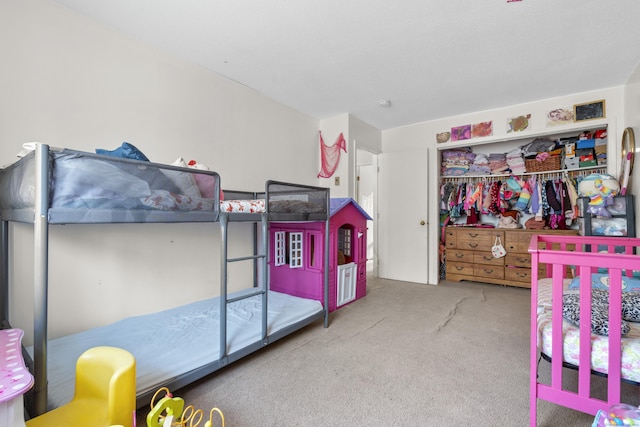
438, 118, 614, 286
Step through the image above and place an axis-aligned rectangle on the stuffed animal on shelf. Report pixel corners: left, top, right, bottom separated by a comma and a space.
577, 173, 620, 218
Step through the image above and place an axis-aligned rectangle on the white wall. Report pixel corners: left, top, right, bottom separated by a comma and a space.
0, 0, 320, 343
382, 87, 625, 285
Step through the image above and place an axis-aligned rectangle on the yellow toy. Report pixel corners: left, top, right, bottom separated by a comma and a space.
26, 346, 136, 427
147, 387, 225, 427
147, 387, 185, 427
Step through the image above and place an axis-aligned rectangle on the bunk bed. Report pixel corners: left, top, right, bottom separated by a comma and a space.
0, 144, 330, 416
529, 235, 640, 426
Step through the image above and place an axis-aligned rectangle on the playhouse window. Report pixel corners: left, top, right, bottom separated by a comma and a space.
289, 232, 303, 268
309, 234, 315, 267
307, 232, 322, 270
274, 231, 286, 266
338, 227, 352, 257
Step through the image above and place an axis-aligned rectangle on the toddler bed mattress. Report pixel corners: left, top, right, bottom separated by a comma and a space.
27, 289, 323, 410
536, 278, 640, 383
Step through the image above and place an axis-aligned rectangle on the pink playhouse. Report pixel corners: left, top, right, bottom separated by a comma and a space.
269, 198, 372, 312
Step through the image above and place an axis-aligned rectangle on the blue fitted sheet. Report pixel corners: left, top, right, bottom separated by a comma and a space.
28, 290, 323, 409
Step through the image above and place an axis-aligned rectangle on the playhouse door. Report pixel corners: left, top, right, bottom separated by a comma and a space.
337, 262, 357, 307
378, 149, 429, 284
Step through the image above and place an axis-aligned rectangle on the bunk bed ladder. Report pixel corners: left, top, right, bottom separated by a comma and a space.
218, 211, 269, 365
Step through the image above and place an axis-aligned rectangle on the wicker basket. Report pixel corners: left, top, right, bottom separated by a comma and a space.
525, 155, 561, 173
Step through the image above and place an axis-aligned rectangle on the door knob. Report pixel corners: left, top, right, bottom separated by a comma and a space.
420, 220, 426, 225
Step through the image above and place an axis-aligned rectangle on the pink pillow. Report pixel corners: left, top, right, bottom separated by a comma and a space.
187, 159, 224, 200
193, 174, 222, 200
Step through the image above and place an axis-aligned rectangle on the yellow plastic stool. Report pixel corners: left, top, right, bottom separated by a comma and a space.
26, 346, 136, 427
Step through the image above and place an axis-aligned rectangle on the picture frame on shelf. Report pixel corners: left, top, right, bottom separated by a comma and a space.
436, 131, 451, 143
451, 125, 471, 141
471, 121, 493, 138
546, 108, 574, 126
574, 100, 606, 122
507, 114, 531, 133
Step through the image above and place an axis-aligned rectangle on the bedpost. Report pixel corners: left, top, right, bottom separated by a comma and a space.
261, 212, 269, 340
33, 143, 50, 416
0, 220, 8, 325
324, 190, 330, 328
529, 234, 539, 427
219, 212, 228, 364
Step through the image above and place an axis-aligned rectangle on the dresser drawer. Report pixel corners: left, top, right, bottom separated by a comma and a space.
505, 252, 531, 268
457, 230, 504, 251
505, 231, 535, 253
474, 252, 505, 266
448, 249, 473, 263
474, 264, 504, 279
447, 262, 474, 276
505, 266, 532, 283
505, 230, 579, 253
445, 229, 457, 249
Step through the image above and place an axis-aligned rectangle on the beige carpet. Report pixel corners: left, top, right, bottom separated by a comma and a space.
136, 277, 639, 426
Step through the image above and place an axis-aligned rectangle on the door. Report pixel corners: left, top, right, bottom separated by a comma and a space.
356, 149, 377, 276
378, 149, 429, 283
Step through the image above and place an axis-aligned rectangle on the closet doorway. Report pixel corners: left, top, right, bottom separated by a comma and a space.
356, 148, 377, 277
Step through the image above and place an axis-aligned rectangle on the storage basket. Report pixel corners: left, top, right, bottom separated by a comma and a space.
525, 155, 561, 173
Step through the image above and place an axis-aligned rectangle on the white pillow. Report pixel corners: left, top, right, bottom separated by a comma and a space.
161, 157, 202, 198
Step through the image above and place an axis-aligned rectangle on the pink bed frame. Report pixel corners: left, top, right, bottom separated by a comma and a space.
529, 235, 640, 426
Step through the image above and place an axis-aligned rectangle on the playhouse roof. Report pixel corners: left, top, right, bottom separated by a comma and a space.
329, 198, 373, 220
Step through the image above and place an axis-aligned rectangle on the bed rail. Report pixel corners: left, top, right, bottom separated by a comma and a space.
529, 234, 640, 426
0, 144, 222, 224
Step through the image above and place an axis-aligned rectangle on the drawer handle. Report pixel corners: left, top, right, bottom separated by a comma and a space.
469, 243, 478, 248
516, 257, 529, 263
468, 233, 478, 238
483, 269, 494, 274
455, 253, 464, 258
516, 272, 527, 278
483, 256, 493, 261
455, 266, 464, 271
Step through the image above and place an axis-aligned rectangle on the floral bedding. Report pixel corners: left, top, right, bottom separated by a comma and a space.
220, 199, 265, 213
537, 278, 640, 383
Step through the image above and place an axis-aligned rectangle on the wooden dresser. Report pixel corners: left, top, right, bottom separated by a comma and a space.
444, 227, 578, 288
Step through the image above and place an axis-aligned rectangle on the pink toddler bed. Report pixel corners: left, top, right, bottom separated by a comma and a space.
529, 235, 640, 426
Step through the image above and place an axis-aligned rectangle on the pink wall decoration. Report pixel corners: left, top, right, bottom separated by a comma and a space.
318, 131, 347, 178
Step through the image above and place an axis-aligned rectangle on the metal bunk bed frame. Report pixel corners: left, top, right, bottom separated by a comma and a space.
0, 144, 330, 416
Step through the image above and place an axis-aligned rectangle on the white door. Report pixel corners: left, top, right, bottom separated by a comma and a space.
378, 149, 429, 283
356, 149, 377, 276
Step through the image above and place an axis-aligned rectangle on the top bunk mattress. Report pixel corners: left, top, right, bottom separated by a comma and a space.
0, 146, 222, 223
0, 146, 330, 224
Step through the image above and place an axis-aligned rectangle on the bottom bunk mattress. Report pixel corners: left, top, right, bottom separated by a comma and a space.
27, 290, 323, 409
536, 278, 640, 383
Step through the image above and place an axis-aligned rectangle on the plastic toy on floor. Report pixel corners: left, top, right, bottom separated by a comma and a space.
593, 404, 640, 426
26, 346, 136, 427
147, 387, 225, 427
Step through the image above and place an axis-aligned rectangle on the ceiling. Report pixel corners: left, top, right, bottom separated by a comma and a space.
51, 0, 640, 130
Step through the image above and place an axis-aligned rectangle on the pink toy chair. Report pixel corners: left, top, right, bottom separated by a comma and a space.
26, 346, 136, 427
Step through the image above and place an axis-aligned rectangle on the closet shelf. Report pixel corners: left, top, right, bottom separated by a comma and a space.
441, 164, 606, 180
436, 119, 609, 151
